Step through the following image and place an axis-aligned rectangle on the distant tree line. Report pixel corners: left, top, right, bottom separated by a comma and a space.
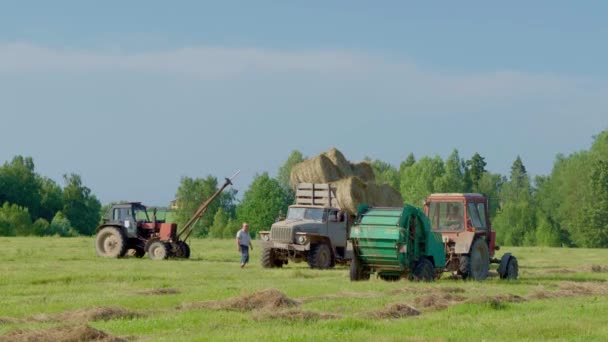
365, 131, 608, 248
2, 131, 607, 247
0, 156, 101, 236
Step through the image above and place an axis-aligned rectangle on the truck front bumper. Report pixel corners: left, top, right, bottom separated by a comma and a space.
259, 240, 310, 251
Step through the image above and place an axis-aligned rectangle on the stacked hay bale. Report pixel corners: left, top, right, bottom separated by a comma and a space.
352, 162, 375, 182
290, 155, 341, 185
290, 148, 403, 215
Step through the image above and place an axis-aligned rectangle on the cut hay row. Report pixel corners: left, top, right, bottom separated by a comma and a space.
0, 324, 125, 342
2, 280, 607, 340
179, 288, 299, 312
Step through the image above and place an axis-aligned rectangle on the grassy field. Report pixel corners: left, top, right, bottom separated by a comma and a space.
0, 237, 607, 341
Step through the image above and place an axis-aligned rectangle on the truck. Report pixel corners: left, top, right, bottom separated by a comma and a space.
258, 183, 352, 269
349, 205, 446, 281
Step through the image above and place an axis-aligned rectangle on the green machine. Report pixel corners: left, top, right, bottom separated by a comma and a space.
349, 205, 446, 282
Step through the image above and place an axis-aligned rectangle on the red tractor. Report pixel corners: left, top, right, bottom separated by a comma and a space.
95, 173, 238, 260
424, 193, 518, 280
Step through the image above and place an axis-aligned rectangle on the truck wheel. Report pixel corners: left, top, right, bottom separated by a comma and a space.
308, 243, 332, 269
413, 258, 435, 282
502, 256, 519, 280
95, 226, 128, 258
261, 248, 283, 268
349, 256, 370, 281
468, 239, 490, 280
148, 241, 170, 260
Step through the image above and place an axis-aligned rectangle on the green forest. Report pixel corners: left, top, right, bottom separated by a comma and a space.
1, 130, 607, 248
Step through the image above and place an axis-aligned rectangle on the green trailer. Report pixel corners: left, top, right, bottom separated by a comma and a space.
349, 205, 446, 282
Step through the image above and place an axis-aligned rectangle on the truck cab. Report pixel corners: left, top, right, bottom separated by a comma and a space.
259, 183, 351, 269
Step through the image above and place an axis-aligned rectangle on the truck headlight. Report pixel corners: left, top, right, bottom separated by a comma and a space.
297, 235, 308, 245
261, 233, 270, 241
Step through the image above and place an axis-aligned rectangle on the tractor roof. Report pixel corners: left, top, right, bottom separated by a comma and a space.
114, 202, 146, 208
427, 193, 485, 199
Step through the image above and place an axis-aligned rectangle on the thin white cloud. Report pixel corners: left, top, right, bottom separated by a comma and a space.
0, 43, 375, 78
0, 42, 604, 109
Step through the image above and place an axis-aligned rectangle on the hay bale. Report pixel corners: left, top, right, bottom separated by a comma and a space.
352, 162, 375, 182
288, 148, 402, 214
290, 155, 342, 186
322, 148, 353, 177
331, 177, 368, 215
54, 307, 142, 323
366, 183, 403, 207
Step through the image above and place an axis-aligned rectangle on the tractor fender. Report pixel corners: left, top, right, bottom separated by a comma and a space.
497, 253, 513, 278
454, 231, 476, 254
96, 224, 125, 234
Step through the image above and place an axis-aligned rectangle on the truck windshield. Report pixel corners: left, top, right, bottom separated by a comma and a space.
286, 207, 325, 221
429, 201, 464, 231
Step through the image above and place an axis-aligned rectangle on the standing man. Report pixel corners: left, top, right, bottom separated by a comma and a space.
236, 222, 253, 268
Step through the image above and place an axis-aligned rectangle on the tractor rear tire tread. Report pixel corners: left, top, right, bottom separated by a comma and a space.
95, 226, 128, 258
468, 238, 490, 281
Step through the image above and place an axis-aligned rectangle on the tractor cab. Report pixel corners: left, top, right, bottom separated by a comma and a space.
423, 193, 517, 280
424, 193, 495, 255
103, 202, 150, 236
425, 194, 490, 231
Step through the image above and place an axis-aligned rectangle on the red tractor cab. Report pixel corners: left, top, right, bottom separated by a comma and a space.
424, 193, 518, 280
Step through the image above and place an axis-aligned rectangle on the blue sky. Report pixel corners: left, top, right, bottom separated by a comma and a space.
1, 2, 607, 205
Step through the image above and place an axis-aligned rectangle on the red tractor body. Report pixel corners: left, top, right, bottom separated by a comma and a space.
94, 174, 237, 260
424, 193, 518, 280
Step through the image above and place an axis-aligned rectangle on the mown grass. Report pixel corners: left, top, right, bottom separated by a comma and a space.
0, 237, 607, 341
